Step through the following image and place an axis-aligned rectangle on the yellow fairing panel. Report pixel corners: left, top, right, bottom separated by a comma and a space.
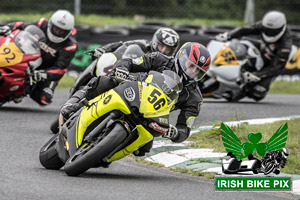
214, 45, 238, 65
107, 125, 153, 162
0, 42, 23, 67
286, 47, 300, 69
76, 89, 131, 147
139, 83, 175, 118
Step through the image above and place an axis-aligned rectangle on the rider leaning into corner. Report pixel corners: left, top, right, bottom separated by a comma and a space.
60, 42, 211, 157
87, 27, 180, 60
0, 9, 77, 105
215, 10, 292, 101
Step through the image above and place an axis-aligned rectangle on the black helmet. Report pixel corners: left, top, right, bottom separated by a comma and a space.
151, 27, 180, 56
261, 10, 287, 43
175, 42, 211, 82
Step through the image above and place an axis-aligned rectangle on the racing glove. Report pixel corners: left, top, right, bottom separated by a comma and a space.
215, 32, 230, 42
60, 98, 89, 120
113, 67, 130, 82
33, 70, 48, 82
162, 124, 178, 140
242, 71, 261, 83
85, 47, 106, 58
0, 26, 11, 36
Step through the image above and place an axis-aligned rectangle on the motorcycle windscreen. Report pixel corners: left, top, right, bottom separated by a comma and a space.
0, 42, 24, 67
139, 82, 175, 119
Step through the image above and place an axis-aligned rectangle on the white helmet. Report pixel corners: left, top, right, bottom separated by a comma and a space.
47, 10, 74, 43
261, 10, 287, 43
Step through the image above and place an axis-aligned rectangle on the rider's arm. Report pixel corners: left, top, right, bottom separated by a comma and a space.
254, 31, 292, 79
100, 41, 124, 52
43, 39, 77, 81
256, 41, 292, 79
113, 52, 173, 73
7, 18, 47, 31
123, 39, 151, 53
229, 22, 262, 39
172, 84, 203, 143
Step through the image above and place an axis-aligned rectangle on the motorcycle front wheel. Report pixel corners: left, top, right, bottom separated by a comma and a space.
39, 134, 64, 170
264, 162, 275, 175
64, 122, 128, 176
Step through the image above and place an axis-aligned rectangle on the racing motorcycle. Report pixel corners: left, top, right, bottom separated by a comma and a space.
0, 26, 44, 106
40, 70, 182, 176
50, 44, 145, 133
199, 38, 297, 102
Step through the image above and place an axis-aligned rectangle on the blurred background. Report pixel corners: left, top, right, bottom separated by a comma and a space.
1, 0, 300, 24
1, 0, 300, 77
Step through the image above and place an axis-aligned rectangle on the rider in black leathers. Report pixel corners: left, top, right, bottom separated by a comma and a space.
88, 27, 180, 59
216, 10, 292, 101
60, 42, 211, 156
67, 27, 180, 98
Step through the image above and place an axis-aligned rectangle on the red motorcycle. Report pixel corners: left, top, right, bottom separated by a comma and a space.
0, 25, 44, 106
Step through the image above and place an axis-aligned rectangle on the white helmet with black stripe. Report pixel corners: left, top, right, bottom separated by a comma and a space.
261, 10, 287, 43
47, 10, 74, 43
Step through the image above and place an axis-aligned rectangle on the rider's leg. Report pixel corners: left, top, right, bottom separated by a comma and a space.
244, 77, 272, 101
133, 140, 154, 157
60, 76, 118, 121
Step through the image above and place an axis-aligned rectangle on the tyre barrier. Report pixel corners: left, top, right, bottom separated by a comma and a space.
1, 21, 300, 75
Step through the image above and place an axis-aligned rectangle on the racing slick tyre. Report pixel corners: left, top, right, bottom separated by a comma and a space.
50, 118, 59, 134
64, 122, 128, 176
39, 134, 64, 170
264, 162, 275, 175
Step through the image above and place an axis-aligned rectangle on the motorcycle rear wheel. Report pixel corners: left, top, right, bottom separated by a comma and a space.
39, 134, 64, 170
64, 122, 128, 176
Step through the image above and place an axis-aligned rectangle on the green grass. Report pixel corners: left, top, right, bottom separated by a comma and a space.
188, 119, 300, 175
57, 76, 77, 89
269, 81, 300, 94
132, 156, 216, 179
0, 13, 246, 27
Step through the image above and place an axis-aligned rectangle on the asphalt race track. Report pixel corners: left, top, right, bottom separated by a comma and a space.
0, 89, 299, 200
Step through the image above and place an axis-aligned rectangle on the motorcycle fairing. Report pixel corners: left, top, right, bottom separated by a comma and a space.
139, 74, 176, 118
213, 45, 239, 66
76, 89, 131, 147
0, 41, 24, 67
114, 81, 170, 137
106, 124, 153, 162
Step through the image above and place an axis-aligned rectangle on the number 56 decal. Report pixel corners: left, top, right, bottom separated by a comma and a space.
147, 89, 166, 110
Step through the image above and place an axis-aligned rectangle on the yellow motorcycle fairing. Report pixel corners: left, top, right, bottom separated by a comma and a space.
75, 89, 131, 148
139, 74, 176, 118
286, 47, 300, 69
106, 125, 153, 162
214, 45, 239, 66
0, 42, 23, 67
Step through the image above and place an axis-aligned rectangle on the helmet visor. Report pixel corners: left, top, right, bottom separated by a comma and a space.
157, 43, 173, 56
152, 35, 177, 56
149, 70, 183, 104
50, 24, 71, 38
262, 25, 284, 37
178, 53, 207, 81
